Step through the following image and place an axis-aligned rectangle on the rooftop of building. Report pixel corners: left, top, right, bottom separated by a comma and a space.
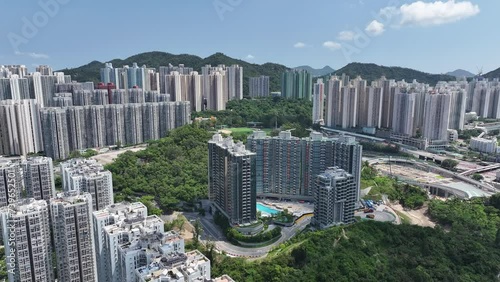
210, 134, 255, 157
93, 202, 147, 219
119, 230, 183, 254
50, 192, 91, 206
104, 214, 163, 237
319, 167, 352, 180
135, 250, 209, 281
248, 129, 359, 144
0, 159, 19, 169
1, 198, 48, 215
22, 156, 52, 164
61, 158, 110, 177
471, 136, 497, 142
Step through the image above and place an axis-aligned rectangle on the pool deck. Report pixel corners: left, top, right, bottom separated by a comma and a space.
257, 200, 314, 217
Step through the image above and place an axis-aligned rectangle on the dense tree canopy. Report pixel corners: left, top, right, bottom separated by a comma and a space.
193, 97, 313, 130
441, 159, 459, 171
211, 220, 500, 282
106, 124, 212, 212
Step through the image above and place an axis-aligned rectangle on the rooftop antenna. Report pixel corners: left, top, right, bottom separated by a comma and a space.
476, 66, 483, 77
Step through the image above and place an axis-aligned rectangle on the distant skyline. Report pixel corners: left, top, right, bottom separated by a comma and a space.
0, 0, 497, 74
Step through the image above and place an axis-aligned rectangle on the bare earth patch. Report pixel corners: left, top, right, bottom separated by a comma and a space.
390, 203, 436, 228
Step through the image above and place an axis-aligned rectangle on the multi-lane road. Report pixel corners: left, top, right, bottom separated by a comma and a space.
184, 212, 312, 258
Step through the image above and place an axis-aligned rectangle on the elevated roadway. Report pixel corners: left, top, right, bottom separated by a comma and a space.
459, 164, 500, 176
368, 157, 496, 198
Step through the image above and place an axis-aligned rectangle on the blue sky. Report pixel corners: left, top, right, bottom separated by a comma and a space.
0, 0, 497, 74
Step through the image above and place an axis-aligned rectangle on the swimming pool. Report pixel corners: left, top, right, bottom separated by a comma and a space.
256, 203, 280, 215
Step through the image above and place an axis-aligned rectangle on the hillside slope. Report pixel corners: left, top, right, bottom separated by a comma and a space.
328, 62, 456, 85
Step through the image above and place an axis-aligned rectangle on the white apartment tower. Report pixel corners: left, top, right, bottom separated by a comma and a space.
0, 99, 43, 156
423, 93, 451, 141
0, 160, 22, 208
227, 65, 243, 100
365, 86, 384, 128
313, 167, 356, 229
312, 78, 325, 124
92, 202, 167, 282
0, 199, 54, 282
249, 76, 270, 97
325, 76, 342, 128
392, 92, 417, 136
50, 192, 98, 282
61, 158, 114, 211
93, 202, 149, 282
22, 157, 55, 201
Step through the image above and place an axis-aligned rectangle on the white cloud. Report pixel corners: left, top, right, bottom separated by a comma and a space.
381, 0, 480, 27
15, 51, 49, 59
338, 31, 356, 41
365, 20, 385, 36
245, 54, 255, 60
293, 42, 307, 48
322, 41, 341, 51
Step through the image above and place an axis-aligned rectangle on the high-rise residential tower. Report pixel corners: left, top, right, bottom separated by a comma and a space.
0, 160, 22, 208
0, 99, 43, 156
247, 131, 362, 201
249, 76, 270, 97
61, 158, 114, 211
208, 134, 257, 225
423, 93, 451, 141
36, 65, 53, 76
40, 107, 70, 160
50, 192, 97, 282
312, 78, 325, 124
93, 202, 148, 282
22, 157, 55, 201
313, 167, 356, 229
392, 92, 417, 136
325, 76, 342, 128
92, 202, 173, 282
281, 70, 312, 100
0, 199, 54, 282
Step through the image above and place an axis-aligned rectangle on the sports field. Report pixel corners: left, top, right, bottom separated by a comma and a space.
224, 127, 273, 135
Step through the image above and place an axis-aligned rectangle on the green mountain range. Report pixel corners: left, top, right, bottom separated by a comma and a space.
294, 65, 335, 77
326, 62, 456, 85
484, 67, 500, 79
60, 52, 476, 95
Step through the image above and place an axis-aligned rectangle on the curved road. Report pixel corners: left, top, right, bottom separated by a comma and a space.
184, 212, 312, 258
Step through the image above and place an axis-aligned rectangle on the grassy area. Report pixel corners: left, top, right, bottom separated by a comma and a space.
225, 127, 273, 135
267, 239, 308, 259
395, 211, 412, 225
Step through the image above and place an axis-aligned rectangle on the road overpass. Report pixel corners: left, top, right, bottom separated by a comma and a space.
368, 157, 496, 198
459, 164, 500, 176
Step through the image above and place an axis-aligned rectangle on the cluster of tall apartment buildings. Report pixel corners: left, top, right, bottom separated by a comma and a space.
101, 63, 243, 111
40, 100, 190, 160
249, 76, 270, 97
0, 64, 192, 161
311, 75, 486, 146
281, 69, 313, 100
0, 156, 233, 282
208, 130, 361, 228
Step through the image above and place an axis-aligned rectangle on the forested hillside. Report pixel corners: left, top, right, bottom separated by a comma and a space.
210, 196, 500, 281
